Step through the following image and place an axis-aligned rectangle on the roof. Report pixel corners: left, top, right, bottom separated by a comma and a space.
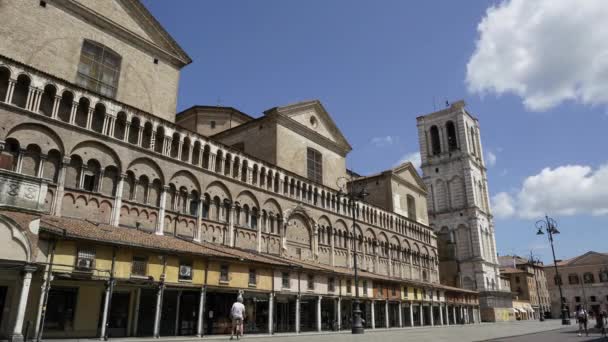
545, 251, 608, 267
176, 105, 255, 122
500, 267, 525, 274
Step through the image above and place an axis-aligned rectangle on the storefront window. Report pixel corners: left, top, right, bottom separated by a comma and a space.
44, 287, 78, 331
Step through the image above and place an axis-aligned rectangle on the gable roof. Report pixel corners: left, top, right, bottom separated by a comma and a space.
55, 0, 191, 67
548, 251, 608, 267
392, 162, 428, 192
264, 100, 352, 152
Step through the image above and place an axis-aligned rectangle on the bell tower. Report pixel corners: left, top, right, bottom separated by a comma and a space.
417, 100, 510, 320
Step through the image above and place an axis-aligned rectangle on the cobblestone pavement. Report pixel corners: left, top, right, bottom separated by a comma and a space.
52, 320, 569, 342
487, 321, 608, 342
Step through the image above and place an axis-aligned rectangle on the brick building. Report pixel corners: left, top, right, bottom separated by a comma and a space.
0, 1, 479, 341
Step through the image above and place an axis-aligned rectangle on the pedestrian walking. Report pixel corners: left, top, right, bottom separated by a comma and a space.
230, 295, 245, 340
576, 306, 588, 337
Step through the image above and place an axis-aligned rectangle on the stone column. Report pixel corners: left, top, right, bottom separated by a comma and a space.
317, 296, 322, 332
132, 289, 141, 336
196, 287, 206, 337
69, 101, 78, 124
51, 95, 61, 118
228, 205, 236, 247
174, 290, 182, 335
439, 303, 444, 325
337, 297, 342, 331
195, 196, 204, 242
137, 126, 144, 146
111, 174, 125, 226
86, 107, 94, 129
330, 226, 335, 266
370, 300, 375, 329
36, 154, 46, 178
385, 300, 389, 328
10, 266, 36, 342
398, 302, 403, 327
295, 295, 301, 333
124, 122, 131, 142
420, 304, 424, 326
149, 131, 156, 151
52, 157, 70, 216
445, 304, 449, 326
4, 79, 15, 103
99, 281, 112, 339
452, 306, 456, 324
153, 283, 164, 338
429, 305, 434, 326
156, 186, 168, 235
409, 303, 414, 327
25, 86, 35, 111
268, 293, 274, 335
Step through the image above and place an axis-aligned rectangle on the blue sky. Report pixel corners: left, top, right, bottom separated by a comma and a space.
143, 0, 608, 264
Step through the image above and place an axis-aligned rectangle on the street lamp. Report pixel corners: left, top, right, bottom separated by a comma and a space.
528, 251, 544, 322
535, 215, 570, 325
338, 176, 369, 334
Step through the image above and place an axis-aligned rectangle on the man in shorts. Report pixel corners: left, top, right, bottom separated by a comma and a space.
230, 295, 245, 340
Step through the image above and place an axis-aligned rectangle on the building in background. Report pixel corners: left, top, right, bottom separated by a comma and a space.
498, 255, 551, 319
0, 1, 479, 341
417, 101, 512, 322
545, 251, 608, 319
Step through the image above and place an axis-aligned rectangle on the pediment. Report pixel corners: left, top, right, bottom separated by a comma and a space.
566, 251, 608, 266
392, 162, 427, 192
266, 100, 352, 152
65, 0, 191, 66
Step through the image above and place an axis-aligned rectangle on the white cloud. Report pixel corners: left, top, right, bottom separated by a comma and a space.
466, 0, 608, 111
370, 135, 398, 147
486, 151, 497, 167
492, 163, 608, 219
396, 151, 421, 171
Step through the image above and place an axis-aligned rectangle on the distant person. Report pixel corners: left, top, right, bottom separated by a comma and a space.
576, 306, 588, 337
230, 295, 245, 340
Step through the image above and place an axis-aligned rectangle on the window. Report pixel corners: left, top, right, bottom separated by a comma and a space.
406, 195, 416, 221
210, 121, 216, 129
220, 264, 229, 282
328, 277, 335, 292
248, 268, 257, 286
131, 256, 147, 277
430, 125, 441, 155
346, 280, 352, 294
282, 272, 290, 288
584, 272, 595, 284
76, 247, 95, 271
76, 40, 121, 98
575, 296, 581, 303
414, 289, 418, 300
600, 271, 608, 282
44, 288, 78, 331
308, 274, 314, 290
515, 276, 520, 284
179, 261, 193, 281
83, 173, 96, 192
554, 275, 562, 285
446, 121, 458, 151
392, 286, 397, 296
403, 287, 408, 298
568, 274, 580, 285
363, 280, 368, 295
590, 296, 597, 302
306, 148, 322, 183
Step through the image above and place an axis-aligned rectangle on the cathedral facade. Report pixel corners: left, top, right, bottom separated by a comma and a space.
0, 1, 479, 341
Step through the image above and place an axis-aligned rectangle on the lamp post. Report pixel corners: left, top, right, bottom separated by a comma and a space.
535, 215, 570, 325
528, 251, 544, 322
338, 176, 369, 334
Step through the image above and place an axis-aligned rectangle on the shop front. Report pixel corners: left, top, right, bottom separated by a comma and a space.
320, 297, 337, 331
402, 303, 412, 327
412, 304, 421, 326
388, 301, 400, 327
299, 296, 318, 332
273, 294, 296, 333
374, 300, 386, 328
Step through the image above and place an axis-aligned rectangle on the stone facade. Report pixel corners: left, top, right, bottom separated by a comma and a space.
0, 1, 482, 340
545, 251, 608, 319
416, 101, 510, 321
499, 255, 551, 317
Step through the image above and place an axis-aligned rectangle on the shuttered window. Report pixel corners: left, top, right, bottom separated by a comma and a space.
307, 148, 322, 183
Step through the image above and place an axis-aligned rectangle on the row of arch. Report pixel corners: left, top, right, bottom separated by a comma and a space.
426, 119, 482, 160
0, 63, 434, 245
